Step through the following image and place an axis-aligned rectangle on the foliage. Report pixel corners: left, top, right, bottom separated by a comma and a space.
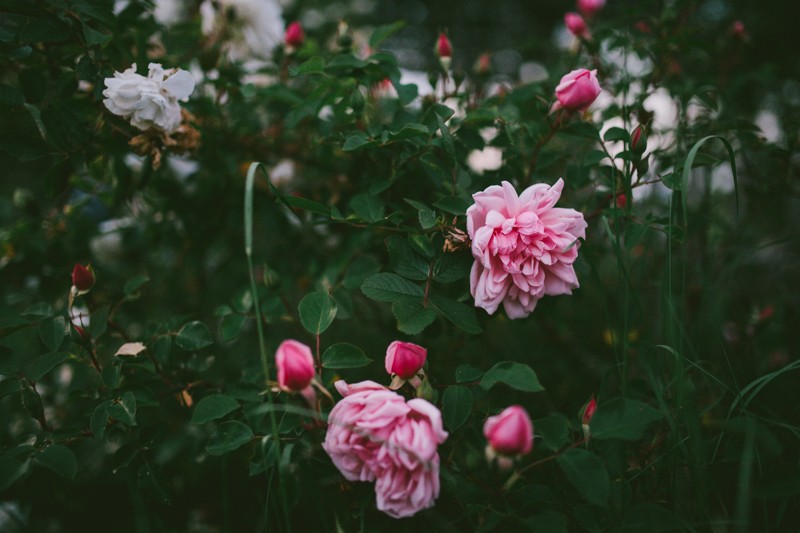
1, 0, 799, 531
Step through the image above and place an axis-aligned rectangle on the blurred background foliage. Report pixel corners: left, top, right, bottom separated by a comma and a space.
1, 0, 799, 531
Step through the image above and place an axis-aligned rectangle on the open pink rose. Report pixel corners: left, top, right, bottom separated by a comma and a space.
323, 380, 448, 518
553, 68, 601, 112
467, 179, 587, 319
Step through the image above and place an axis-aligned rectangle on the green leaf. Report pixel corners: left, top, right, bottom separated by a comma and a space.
108, 391, 137, 427
219, 314, 247, 342
39, 316, 66, 351
480, 361, 545, 392
0, 377, 20, 399
434, 196, 470, 216
392, 297, 437, 335
433, 253, 472, 283
24, 351, 67, 381
369, 21, 406, 48
680, 135, 739, 226
388, 123, 429, 141
430, 295, 482, 334
361, 273, 424, 302
603, 126, 630, 143
176, 321, 213, 351
137, 463, 171, 505
349, 193, 385, 222
82, 21, 111, 46
88, 304, 109, 338
298, 291, 338, 335
192, 394, 241, 424
388, 236, 430, 281
290, 56, 325, 76
455, 364, 483, 383
91, 400, 111, 438
622, 503, 682, 532
437, 114, 457, 163
0, 445, 34, 491
343, 256, 381, 290
442, 386, 472, 431
206, 421, 254, 455
556, 448, 610, 507
535, 414, 570, 452
322, 343, 373, 369
342, 132, 376, 151
589, 398, 663, 441
36, 444, 77, 479
124, 275, 150, 296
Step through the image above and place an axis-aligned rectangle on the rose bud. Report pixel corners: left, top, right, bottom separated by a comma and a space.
285, 21, 305, 50
565, 12, 589, 38
553, 68, 601, 112
72, 263, 95, 293
275, 339, 315, 392
614, 193, 628, 210
484, 405, 534, 457
474, 52, 491, 75
578, 0, 606, 17
581, 397, 597, 439
731, 20, 747, 39
386, 340, 427, 389
436, 32, 452, 70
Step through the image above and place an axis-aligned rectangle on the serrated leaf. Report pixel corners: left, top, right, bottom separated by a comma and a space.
480, 361, 544, 392
388, 236, 430, 281
36, 444, 77, 479
124, 275, 149, 295
433, 196, 470, 216
350, 193, 385, 223
361, 273, 424, 302
176, 321, 213, 351
392, 297, 437, 335
39, 316, 66, 351
589, 398, 663, 441
24, 351, 67, 381
430, 295, 482, 334
206, 421, 253, 455
433, 253, 472, 283
442, 386, 472, 431
192, 394, 241, 424
322, 343, 373, 369
557, 448, 609, 507
298, 291, 337, 335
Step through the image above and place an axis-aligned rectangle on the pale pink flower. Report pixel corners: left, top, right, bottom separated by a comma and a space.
467, 179, 587, 319
553, 68, 601, 112
323, 380, 448, 518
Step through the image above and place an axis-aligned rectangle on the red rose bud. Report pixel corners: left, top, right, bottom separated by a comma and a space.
731, 20, 747, 39
72, 263, 95, 292
385, 341, 427, 380
634, 20, 652, 33
275, 339, 315, 392
582, 397, 597, 425
436, 32, 452, 58
484, 405, 533, 456
565, 12, 588, 38
614, 193, 627, 209
285, 21, 305, 49
631, 125, 643, 150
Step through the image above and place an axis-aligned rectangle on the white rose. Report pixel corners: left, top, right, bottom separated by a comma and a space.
200, 0, 284, 63
103, 63, 195, 133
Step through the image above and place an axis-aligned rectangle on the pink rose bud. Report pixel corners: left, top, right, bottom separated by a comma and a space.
385, 341, 427, 380
436, 32, 452, 58
565, 12, 588, 38
484, 405, 533, 456
731, 20, 746, 38
582, 397, 597, 425
285, 21, 305, 48
275, 339, 315, 392
72, 263, 95, 292
554, 68, 601, 112
578, 0, 606, 17
634, 20, 652, 33
474, 52, 491, 75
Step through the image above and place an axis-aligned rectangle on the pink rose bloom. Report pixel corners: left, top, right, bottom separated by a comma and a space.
554, 68, 601, 112
467, 179, 587, 319
565, 12, 588, 38
275, 339, 315, 392
323, 380, 448, 518
578, 0, 606, 16
385, 341, 427, 380
484, 405, 533, 456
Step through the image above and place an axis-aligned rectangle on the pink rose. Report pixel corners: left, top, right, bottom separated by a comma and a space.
578, 0, 606, 16
323, 380, 448, 518
554, 68, 601, 112
565, 12, 588, 38
385, 341, 427, 380
284, 21, 304, 48
484, 405, 533, 456
275, 339, 315, 392
467, 179, 587, 319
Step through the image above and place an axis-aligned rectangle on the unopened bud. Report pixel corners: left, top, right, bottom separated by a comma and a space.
474, 52, 491, 75
565, 12, 589, 38
484, 405, 534, 458
631, 125, 646, 155
582, 397, 597, 425
436, 32, 452, 58
72, 263, 95, 294
284, 21, 305, 50
731, 20, 747, 39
